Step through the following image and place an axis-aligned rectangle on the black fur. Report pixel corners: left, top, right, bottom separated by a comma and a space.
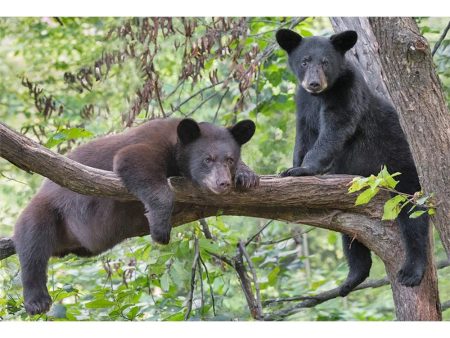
276, 29, 429, 295
13, 118, 259, 315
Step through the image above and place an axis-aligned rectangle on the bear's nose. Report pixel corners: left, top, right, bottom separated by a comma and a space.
309, 81, 321, 90
217, 180, 231, 189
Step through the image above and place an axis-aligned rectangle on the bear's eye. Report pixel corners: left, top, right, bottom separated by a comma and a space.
204, 157, 213, 165
226, 157, 234, 165
301, 61, 308, 67
322, 60, 329, 66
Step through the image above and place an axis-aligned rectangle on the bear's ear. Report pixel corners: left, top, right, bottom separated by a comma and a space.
276, 29, 303, 54
229, 120, 256, 145
330, 30, 357, 53
177, 118, 201, 145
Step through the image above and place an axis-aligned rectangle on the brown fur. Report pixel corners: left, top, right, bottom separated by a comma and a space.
13, 118, 258, 315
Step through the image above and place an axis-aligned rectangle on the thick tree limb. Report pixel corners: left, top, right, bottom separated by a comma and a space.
0, 120, 390, 261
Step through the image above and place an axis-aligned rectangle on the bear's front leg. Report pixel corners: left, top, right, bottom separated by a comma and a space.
113, 144, 174, 245
281, 111, 357, 177
234, 160, 260, 189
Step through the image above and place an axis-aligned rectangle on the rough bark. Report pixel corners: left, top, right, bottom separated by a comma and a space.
331, 17, 443, 321
370, 17, 450, 257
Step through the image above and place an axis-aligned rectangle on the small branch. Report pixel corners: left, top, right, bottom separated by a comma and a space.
0, 172, 27, 185
154, 77, 167, 118
442, 300, 450, 312
260, 227, 315, 246
197, 252, 205, 315
212, 87, 229, 123
185, 236, 200, 320
169, 80, 225, 115
263, 259, 450, 320
206, 251, 234, 267
232, 248, 261, 319
245, 220, 274, 246
184, 92, 219, 117
199, 219, 213, 240
238, 240, 263, 319
199, 255, 216, 316
432, 20, 450, 56
0, 238, 15, 260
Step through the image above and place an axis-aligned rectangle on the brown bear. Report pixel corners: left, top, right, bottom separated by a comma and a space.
13, 117, 259, 315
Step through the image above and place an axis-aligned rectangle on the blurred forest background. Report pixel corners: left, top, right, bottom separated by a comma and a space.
0, 17, 449, 321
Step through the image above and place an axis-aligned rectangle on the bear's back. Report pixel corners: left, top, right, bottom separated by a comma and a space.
67, 118, 181, 171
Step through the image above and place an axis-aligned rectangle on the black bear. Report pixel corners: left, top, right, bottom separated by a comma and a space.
276, 29, 429, 296
13, 117, 259, 315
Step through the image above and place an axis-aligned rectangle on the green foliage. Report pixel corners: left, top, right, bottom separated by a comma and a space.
348, 166, 436, 220
46, 128, 93, 148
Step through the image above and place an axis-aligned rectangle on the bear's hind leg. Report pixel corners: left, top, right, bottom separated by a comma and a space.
396, 207, 429, 287
339, 234, 372, 297
14, 203, 57, 315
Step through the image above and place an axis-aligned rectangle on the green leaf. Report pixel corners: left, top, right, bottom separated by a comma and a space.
127, 306, 140, 320
214, 216, 228, 232
160, 272, 171, 292
85, 299, 115, 309
348, 177, 369, 193
355, 187, 379, 206
268, 266, 280, 286
199, 238, 221, 254
409, 210, 426, 219
382, 195, 407, 220
327, 232, 337, 245
45, 128, 93, 148
416, 195, 430, 205
379, 166, 400, 189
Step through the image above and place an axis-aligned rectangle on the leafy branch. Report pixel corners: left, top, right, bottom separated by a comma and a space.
348, 166, 436, 221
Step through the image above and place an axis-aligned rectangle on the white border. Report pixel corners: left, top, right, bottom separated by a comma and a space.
1, 321, 449, 338
1, 0, 449, 17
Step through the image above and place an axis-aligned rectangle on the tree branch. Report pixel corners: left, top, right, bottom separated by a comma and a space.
431, 20, 450, 56
185, 236, 200, 320
263, 259, 450, 320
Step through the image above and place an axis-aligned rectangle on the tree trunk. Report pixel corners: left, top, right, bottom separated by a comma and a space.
369, 17, 450, 257
331, 17, 444, 321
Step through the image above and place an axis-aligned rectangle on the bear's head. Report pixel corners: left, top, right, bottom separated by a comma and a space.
176, 118, 255, 194
276, 29, 357, 94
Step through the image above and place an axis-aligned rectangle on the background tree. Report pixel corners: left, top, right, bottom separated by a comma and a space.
0, 17, 449, 321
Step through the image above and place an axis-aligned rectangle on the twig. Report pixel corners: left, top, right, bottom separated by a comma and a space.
0, 172, 28, 185
165, 79, 186, 99
206, 250, 234, 267
197, 253, 205, 315
212, 87, 229, 123
154, 77, 166, 118
232, 249, 261, 319
238, 17, 308, 82
184, 92, 219, 117
245, 220, 274, 246
263, 259, 450, 320
432, 20, 450, 56
199, 219, 213, 240
199, 255, 216, 316
442, 300, 450, 311
170, 80, 224, 115
260, 227, 315, 245
185, 236, 200, 320
248, 17, 309, 38
238, 240, 263, 319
